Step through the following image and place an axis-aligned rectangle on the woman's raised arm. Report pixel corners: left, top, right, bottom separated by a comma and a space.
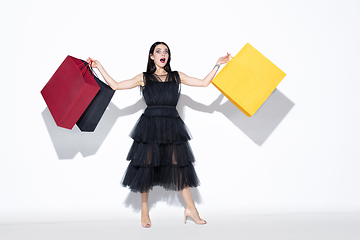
87, 58, 144, 90
179, 53, 230, 87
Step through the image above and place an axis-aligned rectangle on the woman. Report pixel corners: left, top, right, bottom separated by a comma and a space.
88, 42, 230, 228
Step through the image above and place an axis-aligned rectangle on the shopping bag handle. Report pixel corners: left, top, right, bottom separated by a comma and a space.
77, 59, 99, 80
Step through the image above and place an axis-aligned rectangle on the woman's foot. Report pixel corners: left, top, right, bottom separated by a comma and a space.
141, 221, 151, 228
141, 208, 151, 228
184, 207, 206, 225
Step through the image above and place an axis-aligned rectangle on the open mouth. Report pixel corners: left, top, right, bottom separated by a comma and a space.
160, 58, 166, 63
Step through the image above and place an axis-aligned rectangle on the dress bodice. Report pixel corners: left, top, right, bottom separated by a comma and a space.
142, 71, 181, 107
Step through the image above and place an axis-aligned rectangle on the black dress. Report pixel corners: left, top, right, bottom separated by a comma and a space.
122, 71, 200, 193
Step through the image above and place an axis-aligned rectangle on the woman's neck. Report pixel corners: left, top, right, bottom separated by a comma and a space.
154, 66, 167, 75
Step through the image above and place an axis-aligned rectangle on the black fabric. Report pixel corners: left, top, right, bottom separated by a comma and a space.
76, 74, 115, 132
122, 71, 200, 193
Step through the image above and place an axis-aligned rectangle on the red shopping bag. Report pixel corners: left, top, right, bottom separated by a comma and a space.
41, 55, 100, 129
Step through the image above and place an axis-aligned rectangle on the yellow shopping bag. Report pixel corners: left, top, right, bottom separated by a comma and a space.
212, 43, 286, 117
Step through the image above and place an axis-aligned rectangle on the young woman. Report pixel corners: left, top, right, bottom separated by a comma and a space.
88, 42, 230, 228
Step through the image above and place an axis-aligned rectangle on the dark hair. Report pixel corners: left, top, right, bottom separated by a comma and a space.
146, 42, 172, 73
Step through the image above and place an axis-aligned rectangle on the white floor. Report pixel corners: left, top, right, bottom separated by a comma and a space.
1, 212, 360, 240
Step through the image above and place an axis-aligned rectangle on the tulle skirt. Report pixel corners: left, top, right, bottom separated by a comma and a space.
121, 106, 200, 193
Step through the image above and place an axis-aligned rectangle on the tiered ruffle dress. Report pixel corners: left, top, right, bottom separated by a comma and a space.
122, 71, 200, 193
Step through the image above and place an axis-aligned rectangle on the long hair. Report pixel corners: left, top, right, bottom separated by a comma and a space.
146, 42, 172, 73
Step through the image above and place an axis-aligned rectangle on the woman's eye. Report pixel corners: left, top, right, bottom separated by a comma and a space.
156, 50, 161, 53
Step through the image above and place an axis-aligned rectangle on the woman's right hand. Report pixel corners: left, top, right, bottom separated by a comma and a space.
87, 57, 101, 69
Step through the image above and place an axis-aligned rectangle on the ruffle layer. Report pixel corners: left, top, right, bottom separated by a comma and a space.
129, 114, 192, 144
126, 141, 195, 167
122, 162, 200, 193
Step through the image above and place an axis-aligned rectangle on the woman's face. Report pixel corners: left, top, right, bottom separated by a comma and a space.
150, 44, 169, 68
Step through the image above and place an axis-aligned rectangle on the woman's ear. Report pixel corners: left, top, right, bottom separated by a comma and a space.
150, 54, 154, 60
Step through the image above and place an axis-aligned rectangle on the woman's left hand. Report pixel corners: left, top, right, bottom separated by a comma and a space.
216, 53, 231, 65
86, 57, 101, 69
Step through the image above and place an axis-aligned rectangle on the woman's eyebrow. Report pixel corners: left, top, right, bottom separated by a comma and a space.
156, 48, 168, 52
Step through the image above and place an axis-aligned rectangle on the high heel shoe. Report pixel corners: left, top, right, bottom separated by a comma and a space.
184, 208, 207, 224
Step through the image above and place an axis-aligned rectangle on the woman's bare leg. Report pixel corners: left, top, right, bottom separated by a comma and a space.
141, 191, 151, 227
180, 187, 206, 224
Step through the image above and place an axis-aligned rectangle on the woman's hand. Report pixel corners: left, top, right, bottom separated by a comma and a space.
216, 53, 231, 65
87, 57, 101, 69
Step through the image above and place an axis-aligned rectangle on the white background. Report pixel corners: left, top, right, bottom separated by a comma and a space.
1, 0, 359, 224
